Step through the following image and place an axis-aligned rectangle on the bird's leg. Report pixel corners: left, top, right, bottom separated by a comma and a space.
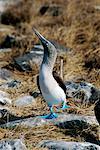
61, 101, 70, 110
52, 101, 70, 111
49, 106, 58, 118
39, 106, 58, 119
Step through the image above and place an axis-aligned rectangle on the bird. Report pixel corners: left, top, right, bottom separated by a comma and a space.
37, 71, 67, 95
94, 100, 100, 125
33, 28, 70, 119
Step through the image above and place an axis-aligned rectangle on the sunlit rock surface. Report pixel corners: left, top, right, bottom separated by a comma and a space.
0, 90, 11, 105
0, 139, 27, 150
38, 140, 100, 150
14, 95, 36, 107
0, 113, 98, 128
65, 81, 100, 105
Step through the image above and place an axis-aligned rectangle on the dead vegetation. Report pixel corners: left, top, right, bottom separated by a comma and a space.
0, 0, 100, 149
1, 0, 34, 26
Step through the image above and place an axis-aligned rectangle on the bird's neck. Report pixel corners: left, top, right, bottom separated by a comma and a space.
42, 53, 57, 71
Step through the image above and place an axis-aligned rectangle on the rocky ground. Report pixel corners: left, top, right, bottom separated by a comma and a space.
0, 0, 100, 149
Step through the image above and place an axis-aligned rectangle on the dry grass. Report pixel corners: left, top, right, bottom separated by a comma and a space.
1, 0, 34, 26
0, 0, 100, 149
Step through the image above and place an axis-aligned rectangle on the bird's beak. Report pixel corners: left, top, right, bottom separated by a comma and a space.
33, 28, 48, 44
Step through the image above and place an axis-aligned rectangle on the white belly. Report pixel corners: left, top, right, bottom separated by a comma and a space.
39, 65, 66, 106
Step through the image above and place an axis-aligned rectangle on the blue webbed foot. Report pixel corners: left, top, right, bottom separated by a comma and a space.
61, 101, 70, 110
40, 106, 58, 119
61, 104, 70, 110
40, 113, 58, 119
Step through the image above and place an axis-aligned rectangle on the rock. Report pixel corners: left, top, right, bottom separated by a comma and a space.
0, 90, 11, 105
13, 41, 69, 72
14, 95, 35, 107
13, 47, 43, 71
39, 5, 49, 15
0, 34, 30, 51
0, 1, 5, 13
55, 114, 99, 145
0, 68, 12, 80
39, 4, 62, 16
48, 6, 62, 17
0, 90, 9, 97
0, 116, 47, 128
0, 108, 24, 125
34, 41, 70, 54
0, 139, 27, 150
30, 91, 41, 98
0, 113, 99, 145
38, 140, 100, 150
6, 80, 21, 88
90, 87, 100, 104
94, 5, 100, 10
65, 81, 100, 105
0, 80, 21, 88
0, 107, 8, 119
0, 0, 33, 26
0, 35, 16, 49
0, 113, 98, 128
0, 107, 18, 124
55, 114, 99, 127
14, 56, 33, 71
0, 0, 17, 14
0, 48, 12, 53
0, 1, 18, 9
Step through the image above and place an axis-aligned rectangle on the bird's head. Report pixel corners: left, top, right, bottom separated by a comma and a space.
33, 28, 57, 68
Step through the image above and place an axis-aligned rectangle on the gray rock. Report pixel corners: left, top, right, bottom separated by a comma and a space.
13, 42, 70, 72
0, 90, 9, 97
0, 113, 98, 128
94, 5, 100, 10
38, 140, 100, 150
0, 107, 8, 119
0, 107, 24, 125
0, 80, 21, 88
0, 139, 27, 150
13, 47, 43, 71
0, 48, 12, 53
0, 68, 12, 80
0, 0, 21, 14
0, 116, 47, 128
0, 113, 99, 145
14, 95, 35, 107
65, 81, 100, 105
0, 90, 11, 105
0, 35, 16, 49
39, 4, 62, 16
34, 41, 70, 54
30, 91, 41, 98
55, 114, 99, 127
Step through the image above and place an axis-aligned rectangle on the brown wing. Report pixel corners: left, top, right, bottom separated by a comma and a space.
37, 71, 66, 95
94, 100, 100, 125
52, 71, 66, 94
37, 75, 42, 94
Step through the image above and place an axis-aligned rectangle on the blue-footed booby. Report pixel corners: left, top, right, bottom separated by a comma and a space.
33, 28, 70, 119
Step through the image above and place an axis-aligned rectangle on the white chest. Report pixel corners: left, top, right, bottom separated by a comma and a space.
39, 65, 66, 105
